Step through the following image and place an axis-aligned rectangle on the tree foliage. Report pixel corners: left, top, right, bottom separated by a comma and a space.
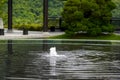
12, 0, 43, 24
0, 0, 6, 13
112, 0, 120, 17
0, 0, 64, 29
0, 0, 7, 19
62, 0, 116, 36
0, 0, 119, 32
12, 0, 64, 25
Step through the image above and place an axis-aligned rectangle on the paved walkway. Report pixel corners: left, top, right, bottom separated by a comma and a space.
0, 29, 64, 40
0, 29, 120, 40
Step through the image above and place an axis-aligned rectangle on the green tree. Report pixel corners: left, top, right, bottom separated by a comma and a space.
0, 0, 7, 19
0, 0, 7, 27
0, 0, 64, 30
62, 0, 116, 36
12, 0, 64, 25
49, 0, 64, 17
112, 0, 120, 17
0, 0, 6, 14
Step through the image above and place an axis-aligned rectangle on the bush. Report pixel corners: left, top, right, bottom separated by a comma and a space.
13, 23, 43, 31
62, 0, 116, 36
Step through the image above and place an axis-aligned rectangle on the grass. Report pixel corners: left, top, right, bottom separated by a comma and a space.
49, 33, 120, 40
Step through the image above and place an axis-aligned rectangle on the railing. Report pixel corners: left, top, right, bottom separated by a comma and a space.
48, 17, 120, 32
111, 18, 120, 31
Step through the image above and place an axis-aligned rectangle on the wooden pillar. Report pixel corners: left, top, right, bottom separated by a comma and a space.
8, 0, 12, 32
43, 0, 48, 32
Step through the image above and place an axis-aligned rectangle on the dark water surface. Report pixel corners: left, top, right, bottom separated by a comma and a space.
0, 39, 120, 80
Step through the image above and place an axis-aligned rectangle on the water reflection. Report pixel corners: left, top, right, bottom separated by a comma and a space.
50, 57, 57, 67
7, 40, 13, 54
5, 54, 12, 78
43, 40, 48, 51
0, 40, 120, 80
49, 57, 57, 76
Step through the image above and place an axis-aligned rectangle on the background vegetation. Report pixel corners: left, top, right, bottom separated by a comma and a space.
62, 0, 116, 36
0, 0, 120, 31
0, 0, 64, 30
112, 0, 120, 18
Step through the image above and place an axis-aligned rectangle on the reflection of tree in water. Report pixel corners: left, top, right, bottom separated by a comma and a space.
0, 40, 13, 79
84, 47, 120, 62
8, 40, 13, 54
43, 40, 48, 51
1, 40, 120, 79
111, 45, 120, 60
5, 51, 31, 78
0, 56, 7, 79
4, 40, 42, 78
24, 54, 50, 79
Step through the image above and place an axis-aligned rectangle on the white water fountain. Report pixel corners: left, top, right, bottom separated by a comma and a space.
50, 47, 58, 56
49, 47, 66, 75
49, 47, 66, 66
49, 47, 66, 57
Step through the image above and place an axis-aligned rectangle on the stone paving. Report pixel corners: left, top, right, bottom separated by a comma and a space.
0, 29, 64, 40
0, 29, 120, 40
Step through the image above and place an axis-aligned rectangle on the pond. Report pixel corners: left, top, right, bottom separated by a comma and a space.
0, 39, 120, 80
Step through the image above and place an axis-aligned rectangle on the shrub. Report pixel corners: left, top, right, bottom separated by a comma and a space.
13, 23, 43, 31
62, 0, 116, 36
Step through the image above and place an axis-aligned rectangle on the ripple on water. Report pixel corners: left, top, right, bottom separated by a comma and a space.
5, 49, 120, 80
